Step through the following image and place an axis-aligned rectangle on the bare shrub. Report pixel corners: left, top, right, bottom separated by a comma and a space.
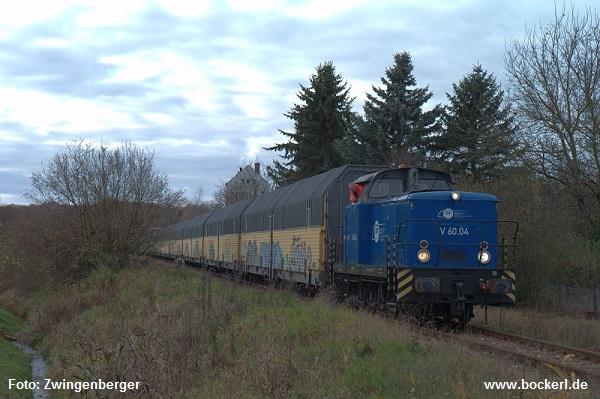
506, 5, 600, 237
25, 141, 182, 279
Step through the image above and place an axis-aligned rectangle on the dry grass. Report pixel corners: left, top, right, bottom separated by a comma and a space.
472, 306, 600, 351
2, 260, 597, 398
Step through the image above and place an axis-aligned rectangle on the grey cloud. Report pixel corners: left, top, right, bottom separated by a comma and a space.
0, 0, 591, 204
0, 41, 155, 100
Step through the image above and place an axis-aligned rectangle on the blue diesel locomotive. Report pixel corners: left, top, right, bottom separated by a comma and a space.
339, 167, 517, 325
155, 165, 517, 326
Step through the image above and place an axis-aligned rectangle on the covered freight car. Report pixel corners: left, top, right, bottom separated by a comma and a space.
204, 197, 254, 267
155, 165, 385, 287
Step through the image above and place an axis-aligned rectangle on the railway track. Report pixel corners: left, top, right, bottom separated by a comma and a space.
459, 327, 600, 380
157, 256, 600, 382
419, 325, 600, 381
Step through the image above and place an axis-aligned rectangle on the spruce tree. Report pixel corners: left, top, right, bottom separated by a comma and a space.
360, 52, 442, 165
436, 65, 518, 181
266, 62, 355, 185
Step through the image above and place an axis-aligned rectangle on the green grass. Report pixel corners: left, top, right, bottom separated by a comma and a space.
0, 263, 593, 399
4, 261, 598, 398
0, 308, 24, 336
0, 309, 31, 399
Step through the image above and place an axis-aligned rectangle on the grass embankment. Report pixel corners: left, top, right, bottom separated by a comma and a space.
0, 308, 31, 399
3, 259, 590, 398
472, 306, 600, 351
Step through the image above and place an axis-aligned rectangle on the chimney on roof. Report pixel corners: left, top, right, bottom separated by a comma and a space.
254, 162, 260, 175
239, 167, 243, 172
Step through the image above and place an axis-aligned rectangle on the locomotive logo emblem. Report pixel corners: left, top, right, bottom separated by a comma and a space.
372, 220, 386, 243
439, 208, 454, 219
437, 208, 471, 219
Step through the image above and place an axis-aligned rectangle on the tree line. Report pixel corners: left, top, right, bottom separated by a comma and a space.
267, 55, 517, 185
267, 5, 600, 241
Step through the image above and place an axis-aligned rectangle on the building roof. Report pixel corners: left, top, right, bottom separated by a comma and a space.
225, 164, 268, 187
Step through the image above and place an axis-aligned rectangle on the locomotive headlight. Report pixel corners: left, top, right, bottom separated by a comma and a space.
417, 249, 431, 263
477, 250, 491, 264
451, 191, 461, 201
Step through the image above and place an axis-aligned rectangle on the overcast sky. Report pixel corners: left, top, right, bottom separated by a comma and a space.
0, 0, 593, 204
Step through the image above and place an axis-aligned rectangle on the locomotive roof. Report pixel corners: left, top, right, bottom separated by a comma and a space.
352, 167, 451, 184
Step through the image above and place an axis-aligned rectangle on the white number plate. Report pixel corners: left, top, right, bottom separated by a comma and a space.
440, 226, 469, 236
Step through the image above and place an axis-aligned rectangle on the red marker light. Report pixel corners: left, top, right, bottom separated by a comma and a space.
479, 279, 488, 291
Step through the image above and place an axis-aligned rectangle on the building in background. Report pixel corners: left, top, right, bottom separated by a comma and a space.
217, 162, 271, 206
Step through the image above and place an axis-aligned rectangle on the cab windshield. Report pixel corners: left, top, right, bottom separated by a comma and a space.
411, 178, 451, 191
366, 168, 452, 200
368, 178, 405, 198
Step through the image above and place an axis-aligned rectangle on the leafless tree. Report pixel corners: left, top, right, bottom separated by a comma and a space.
191, 187, 205, 205
506, 5, 600, 235
26, 141, 182, 278
177, 187, 217, 220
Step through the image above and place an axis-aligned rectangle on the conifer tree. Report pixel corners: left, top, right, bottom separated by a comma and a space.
266, 62, 355, 185
360, 52, 442, 165
436, 65, 518, 181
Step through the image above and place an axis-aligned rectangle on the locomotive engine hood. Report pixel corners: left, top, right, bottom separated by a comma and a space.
391, 190, 497, 203
344, 167, 503, 270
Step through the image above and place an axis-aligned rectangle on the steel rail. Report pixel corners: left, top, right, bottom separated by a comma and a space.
431, 326, 600, 381
470, 326, 600, 363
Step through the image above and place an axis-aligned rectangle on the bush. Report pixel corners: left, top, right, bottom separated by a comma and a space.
25, 141, 182, 280
457, 169, 600, 303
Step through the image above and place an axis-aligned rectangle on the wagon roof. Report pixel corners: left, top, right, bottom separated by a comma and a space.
168, 218, 194, 235
243, 183, 294, 215
163, 164, 387, 229
206, 196, 255, 225
185, 209, 216, 230
274, 165, 386, 208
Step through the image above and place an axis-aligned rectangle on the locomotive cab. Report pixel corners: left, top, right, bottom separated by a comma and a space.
342, 166, 517, 326
349, 167, 452, 204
